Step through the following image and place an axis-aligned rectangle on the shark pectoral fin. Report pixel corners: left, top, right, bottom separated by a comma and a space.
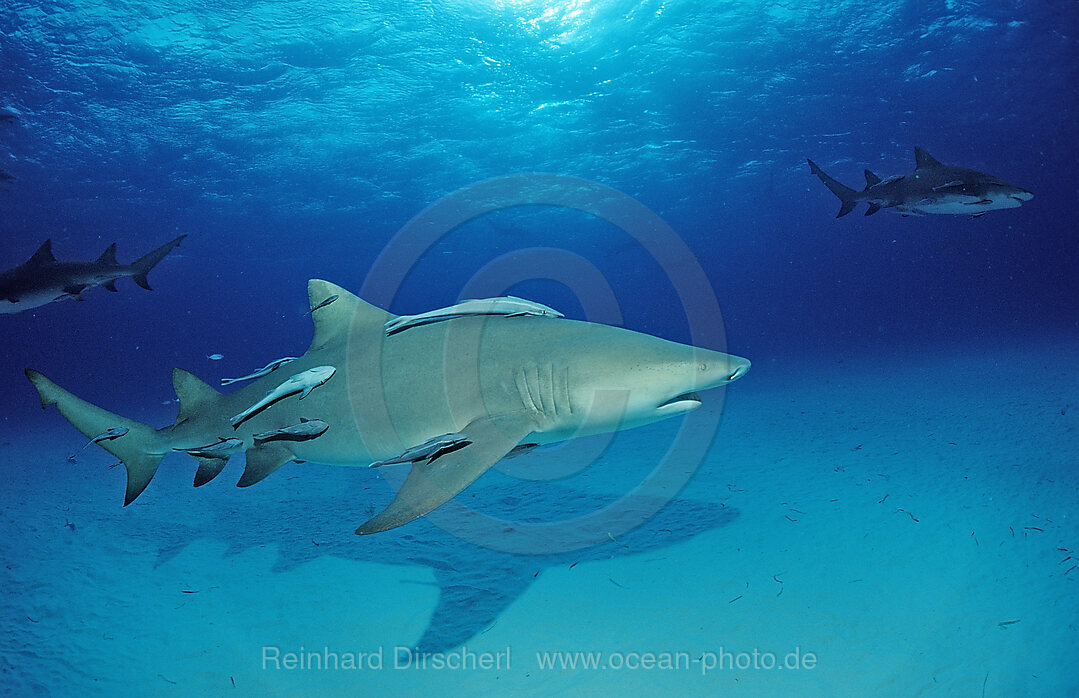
356, 413, 536, 535
236, 443, 294, 488
193, 456, 229, 487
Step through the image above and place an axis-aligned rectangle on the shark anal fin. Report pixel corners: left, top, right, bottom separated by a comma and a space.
104, 281, 119, 292
194, 456, 229, 487
236, 443, 294, 488
865, 203, 881, 216
356, 413, 536, 535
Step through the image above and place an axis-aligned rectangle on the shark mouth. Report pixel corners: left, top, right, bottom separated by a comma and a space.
658, 392, 702, 410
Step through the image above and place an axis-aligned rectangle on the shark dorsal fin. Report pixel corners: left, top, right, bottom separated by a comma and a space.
307, 279, 394, 350
863, 170, 881, 188
27, 239, 56, 266
914, 147, 943, 170
96, 243, 118, 265
172, 368, 222, 425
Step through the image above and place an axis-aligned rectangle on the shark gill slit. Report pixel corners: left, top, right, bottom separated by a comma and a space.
514, 368, 540, 414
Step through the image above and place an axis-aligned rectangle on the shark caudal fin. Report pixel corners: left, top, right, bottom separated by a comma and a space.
131, 235, 187, 291
25, 369, 166, 505
807, 158, 859, 217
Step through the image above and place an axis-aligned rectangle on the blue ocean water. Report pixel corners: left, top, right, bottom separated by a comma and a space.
1, 1, 1077, 696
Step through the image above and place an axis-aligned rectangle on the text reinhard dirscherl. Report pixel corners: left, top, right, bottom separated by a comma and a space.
261, 645, 818, 675
262, 646, 511, 672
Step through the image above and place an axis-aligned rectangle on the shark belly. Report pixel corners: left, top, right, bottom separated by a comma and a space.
0, 288, 64, 314
902, 196, 1022, 215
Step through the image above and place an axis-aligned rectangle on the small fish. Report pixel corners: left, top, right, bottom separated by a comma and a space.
220, 357, 299, 386
385, 297, 563, 335
305, 294, 339, 315
68, 426, 129, 462
174, 437, 244, 459
253, 418, 329, 445
370, 433, 471, 468
207, 353, 224, 361
230, 366, 336, 428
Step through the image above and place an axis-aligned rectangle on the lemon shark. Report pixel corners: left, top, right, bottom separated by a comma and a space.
807, 146, 1033, 217
25, 279, 750, 534
1, 236, 186, 314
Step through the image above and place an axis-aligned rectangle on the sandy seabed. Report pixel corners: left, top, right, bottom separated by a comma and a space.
2, 336, 1076, 696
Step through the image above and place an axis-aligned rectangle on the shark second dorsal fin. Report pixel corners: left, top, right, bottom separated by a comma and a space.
307, 279, 394, 351
96, 243, 118, 265
172, 368, 222, 425
27, 239, 56, 266
914, 146, 943, 170
863, 170, 881, 188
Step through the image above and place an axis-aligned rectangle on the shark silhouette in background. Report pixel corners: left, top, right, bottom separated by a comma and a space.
142, 472, 740, 653
0, 236, 186, 314
807, 146, 1033, 218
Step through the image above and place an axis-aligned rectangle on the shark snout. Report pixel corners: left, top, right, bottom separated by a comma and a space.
725, 359, 751, 383
691, 352, 751, 390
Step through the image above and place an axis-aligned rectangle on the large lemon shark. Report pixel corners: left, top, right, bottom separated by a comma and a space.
25, 280, 750, 534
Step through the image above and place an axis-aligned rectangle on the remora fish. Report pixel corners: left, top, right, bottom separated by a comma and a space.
173, 438, 245, 487
68, 426, 129, 462
369, 433, 471, 468
385, 296, 563, 335
252, 418, 329, 445
220, 357, 299, 386
229, 366, 336, 428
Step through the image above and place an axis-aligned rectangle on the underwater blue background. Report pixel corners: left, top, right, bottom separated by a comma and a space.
2, 0, 1075, 403
1, 1, 1077, 696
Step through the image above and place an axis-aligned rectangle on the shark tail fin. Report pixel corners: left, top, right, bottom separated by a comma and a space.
131, 235, 187, 291
807, 158, 859, 217
25, 369, 165, 505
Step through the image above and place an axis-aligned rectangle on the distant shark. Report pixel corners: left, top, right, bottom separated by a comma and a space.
0, 236, 186, 314
807, 147, 1033, 217
25, 279, 750, 534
